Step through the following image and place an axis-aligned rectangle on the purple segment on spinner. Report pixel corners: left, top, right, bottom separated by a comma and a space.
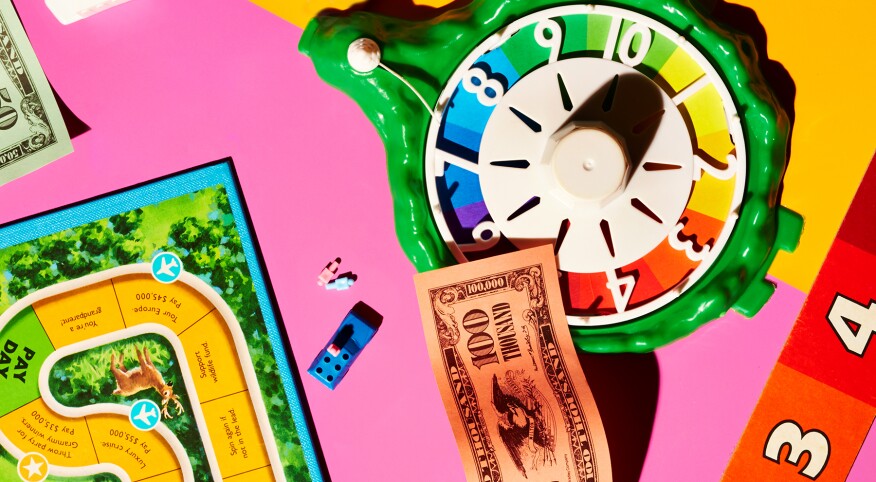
456, 201, 488, 228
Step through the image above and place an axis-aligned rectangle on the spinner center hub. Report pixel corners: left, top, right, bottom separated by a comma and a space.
473, 57, 697, 273
549, 123, 629, 203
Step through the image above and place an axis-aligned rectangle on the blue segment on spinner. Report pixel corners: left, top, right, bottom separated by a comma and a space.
435, 47, 526, 240
443, 164, 488, 229
444, 164, 484, 208
442, 48, 521, 153
479, 48, 521, 86
443, 90, 493, 152
441, 120, 484, 153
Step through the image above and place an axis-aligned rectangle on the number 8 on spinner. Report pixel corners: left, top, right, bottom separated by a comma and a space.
300, 0, 802, 352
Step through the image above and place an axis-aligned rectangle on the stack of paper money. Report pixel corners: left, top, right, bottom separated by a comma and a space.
0, 0, 72, 186
415, 245, 612, 481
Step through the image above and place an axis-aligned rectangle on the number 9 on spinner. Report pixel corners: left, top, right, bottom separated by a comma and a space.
300, 0, 803, 352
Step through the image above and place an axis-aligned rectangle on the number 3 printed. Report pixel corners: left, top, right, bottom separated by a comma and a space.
763, 420, 830, 479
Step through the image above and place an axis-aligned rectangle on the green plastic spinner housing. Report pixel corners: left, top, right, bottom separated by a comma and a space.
299, 0, 803, 353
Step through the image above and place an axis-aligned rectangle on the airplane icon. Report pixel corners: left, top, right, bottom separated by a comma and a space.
133, 404, 158, 426
151, 252, 183, 284
156, 257, 179, 277
129, 399, 161, 430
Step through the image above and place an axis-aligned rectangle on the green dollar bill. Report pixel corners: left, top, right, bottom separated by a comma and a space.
0, 0, 72, 186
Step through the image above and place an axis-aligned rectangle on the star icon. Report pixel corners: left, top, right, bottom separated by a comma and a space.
17, 452, 48, 482
23, 457, 43, 477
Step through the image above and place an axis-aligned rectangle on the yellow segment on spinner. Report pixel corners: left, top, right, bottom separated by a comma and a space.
33, 281, 126, 349
688, 173, 735, 221
112, 274, 214, 335
697, 129, 736, 166
683, 83, 730, 138
656, 47, 705, 93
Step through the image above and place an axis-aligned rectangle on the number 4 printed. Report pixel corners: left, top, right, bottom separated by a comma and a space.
826, 293, 876, 357
605, 268, 635, 313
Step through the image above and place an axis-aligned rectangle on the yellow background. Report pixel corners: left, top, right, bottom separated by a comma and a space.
253, 0, 876, 292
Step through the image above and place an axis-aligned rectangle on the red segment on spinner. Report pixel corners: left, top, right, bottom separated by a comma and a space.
561, 207, 722, 316
562, 265, 663, 316
620, 260, 662, 308
780, 238, 876, 406
562, 271, 612, 316
723, 363, 875, 482
623, 207, 724, 309
638, 238, 696, 293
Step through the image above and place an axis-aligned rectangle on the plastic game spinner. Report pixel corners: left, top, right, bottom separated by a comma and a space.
300, 0, 803, 352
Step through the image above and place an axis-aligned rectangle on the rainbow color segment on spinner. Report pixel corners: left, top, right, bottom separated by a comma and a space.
426, 6, 743, 326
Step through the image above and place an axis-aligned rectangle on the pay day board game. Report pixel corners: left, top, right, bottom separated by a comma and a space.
0, 160, 326, 482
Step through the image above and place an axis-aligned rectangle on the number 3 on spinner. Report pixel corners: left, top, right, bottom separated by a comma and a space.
301, 0, 803, 352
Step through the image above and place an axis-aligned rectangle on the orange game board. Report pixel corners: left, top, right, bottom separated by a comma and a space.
724, 155, 876, 481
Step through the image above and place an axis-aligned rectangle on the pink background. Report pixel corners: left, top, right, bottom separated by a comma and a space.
1, 0, 873, 480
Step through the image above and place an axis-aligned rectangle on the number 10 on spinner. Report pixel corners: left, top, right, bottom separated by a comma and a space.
724, 156, 876, 482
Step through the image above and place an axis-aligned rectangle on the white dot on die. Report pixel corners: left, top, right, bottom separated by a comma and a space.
347, 38, 382, 73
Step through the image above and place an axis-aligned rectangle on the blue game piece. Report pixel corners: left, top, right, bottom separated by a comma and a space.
308, 302, 382, 390
326, 277, 355, 291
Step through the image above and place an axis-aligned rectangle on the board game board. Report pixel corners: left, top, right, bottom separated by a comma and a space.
0, 160, 325, 482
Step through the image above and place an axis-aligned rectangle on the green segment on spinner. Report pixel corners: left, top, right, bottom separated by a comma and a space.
300, 0, 802, 352
505, 14, 685, 79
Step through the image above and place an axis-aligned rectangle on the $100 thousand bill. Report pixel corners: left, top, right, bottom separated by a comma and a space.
415, 245, 612, 481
